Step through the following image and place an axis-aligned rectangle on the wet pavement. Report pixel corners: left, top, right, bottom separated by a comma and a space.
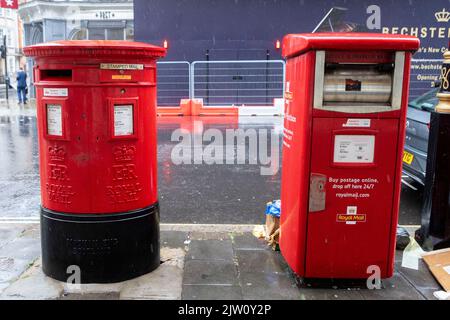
0, 223, 440, 300
0, 100, 423, 225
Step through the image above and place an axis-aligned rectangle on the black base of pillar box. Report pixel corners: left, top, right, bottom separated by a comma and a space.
415, 111, 450, 251
40, 203, 160, 283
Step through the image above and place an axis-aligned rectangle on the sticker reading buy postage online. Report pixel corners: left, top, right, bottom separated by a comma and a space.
114, 105, 134, 136
46, 104, 62, 136
334, 135, 375, 163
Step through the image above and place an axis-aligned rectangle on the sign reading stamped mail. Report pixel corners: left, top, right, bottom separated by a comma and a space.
100, 63, 144, 70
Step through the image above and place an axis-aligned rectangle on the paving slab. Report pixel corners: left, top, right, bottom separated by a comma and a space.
120, 264, 183, 300
183, 260, 239, 286
0, 224, 27, 248
236, 249, 289, 274
0, 259, 63, 300
161, 231, 190, 249
189, 231, 232, 241
60, 292, 120, 300
120, 247, 185, 300
0, 257, 34, 284
231, 233, 268, 250
297, 288, 365, 300
182, 285, 243, 300
186, 240, 234, 261
0, 223, 440, 300
239, 271, 301, 300
0, 237, 40, 261
358, 272, 426, 300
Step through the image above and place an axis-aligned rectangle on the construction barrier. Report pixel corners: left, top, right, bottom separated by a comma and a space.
157, 60, 285, 116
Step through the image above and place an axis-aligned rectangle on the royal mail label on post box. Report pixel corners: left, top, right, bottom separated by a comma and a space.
333, 135, 375, 163
44, 88, 68, 97
114, 105, 134, 136
46, 104, 63, 136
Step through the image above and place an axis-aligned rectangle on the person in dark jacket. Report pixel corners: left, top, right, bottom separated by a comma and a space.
16, 67, 27, 104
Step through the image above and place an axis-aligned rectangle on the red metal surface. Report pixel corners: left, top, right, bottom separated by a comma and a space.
24, 41, 166, 214
280, 33, 418, 279
282, 33, 420, 59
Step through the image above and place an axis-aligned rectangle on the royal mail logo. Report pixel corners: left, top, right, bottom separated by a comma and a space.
284, 91, 293, 101
48, 145, 66, 162
114, 145, 136, 162
337, 214, 366, 223
435, 8, 450, 23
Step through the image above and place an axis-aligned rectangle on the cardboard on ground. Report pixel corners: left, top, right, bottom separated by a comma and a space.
423, 248, 450, 292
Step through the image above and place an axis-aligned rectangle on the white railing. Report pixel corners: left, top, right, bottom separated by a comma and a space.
190, 60, 285, 106
156, 61, 191, 107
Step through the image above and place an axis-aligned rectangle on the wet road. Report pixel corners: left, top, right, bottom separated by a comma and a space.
0, 101, 423, 225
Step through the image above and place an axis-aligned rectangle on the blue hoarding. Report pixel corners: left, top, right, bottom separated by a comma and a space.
135, 0, 450, 99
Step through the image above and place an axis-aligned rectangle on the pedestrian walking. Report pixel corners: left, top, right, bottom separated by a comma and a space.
16, 67, 27, 104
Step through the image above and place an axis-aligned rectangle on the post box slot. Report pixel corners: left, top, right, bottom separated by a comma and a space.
314, 51, 405, 113
324, 64, 393, 104
40, 69, 73, 81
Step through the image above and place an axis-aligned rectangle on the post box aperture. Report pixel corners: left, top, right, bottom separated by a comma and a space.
280, 33, 419, 279
24, 41, 166, 283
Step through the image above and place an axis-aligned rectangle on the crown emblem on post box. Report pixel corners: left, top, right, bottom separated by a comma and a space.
435, 8, 450, 22
114, 145, 136, 162
48, 145, 66, 162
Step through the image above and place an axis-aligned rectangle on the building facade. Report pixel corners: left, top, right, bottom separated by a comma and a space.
0, 7, 23, 84
18, 0, 133, 96
134, 0, 450, 99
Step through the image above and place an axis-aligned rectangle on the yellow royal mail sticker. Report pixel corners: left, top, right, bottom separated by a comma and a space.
285, 91, 293, 100
336, 214, 366, 223
112, 74, 132, 80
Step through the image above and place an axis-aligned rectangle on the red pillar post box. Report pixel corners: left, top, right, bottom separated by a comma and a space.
24, 41, 166, 283
280, 33, 419, 279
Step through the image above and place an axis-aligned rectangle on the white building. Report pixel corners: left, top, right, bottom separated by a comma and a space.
18, 0, 134, 96
0, 7, 23, 84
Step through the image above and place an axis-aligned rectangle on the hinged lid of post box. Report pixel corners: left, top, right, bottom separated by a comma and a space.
24, 40, 166, 59
282, 33, 420, 59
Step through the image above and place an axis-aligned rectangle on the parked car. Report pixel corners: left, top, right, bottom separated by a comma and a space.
403, 88, 439, 186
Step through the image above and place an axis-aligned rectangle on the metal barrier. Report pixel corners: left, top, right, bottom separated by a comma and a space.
190, 60, 285, 106
156, 61, 191, 107
410, 59, 443, 100
157, 59, 440, 108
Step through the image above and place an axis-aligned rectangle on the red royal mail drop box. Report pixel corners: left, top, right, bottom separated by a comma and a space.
24, 41, 165, 283
280, 33, 419, 279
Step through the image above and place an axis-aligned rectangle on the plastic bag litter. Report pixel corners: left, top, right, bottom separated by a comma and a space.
265, 200, 281, 250
265, 199, 281, 218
